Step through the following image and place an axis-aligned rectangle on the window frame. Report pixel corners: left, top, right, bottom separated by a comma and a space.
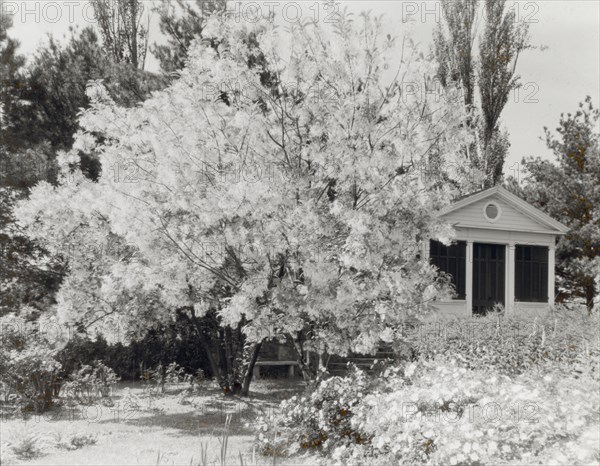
515, 245, 549, 303
429, 239, 467, 300
483, 201, 502, 223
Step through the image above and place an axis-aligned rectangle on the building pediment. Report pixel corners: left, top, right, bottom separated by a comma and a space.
438, 186, 569, 235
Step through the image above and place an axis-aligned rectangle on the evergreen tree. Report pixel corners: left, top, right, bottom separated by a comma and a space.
510, 97, 600, 311
152, 0, 226, 73
1, 25, 166, 315
5, 27, 165, 154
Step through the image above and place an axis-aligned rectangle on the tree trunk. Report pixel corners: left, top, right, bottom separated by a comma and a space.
240, 341, 263, 397
129, 0, 138, 69
585, 284, 595, 314
189, 309, 225, 387
223, 326, 235, 385
218, 327, 231, 388
160, 361, 166, 394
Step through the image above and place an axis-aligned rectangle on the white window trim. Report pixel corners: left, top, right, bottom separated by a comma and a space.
483, 201, 502, 223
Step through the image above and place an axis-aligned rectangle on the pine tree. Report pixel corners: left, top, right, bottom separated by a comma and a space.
152, 0, 226, 73
513, 98, 600, 311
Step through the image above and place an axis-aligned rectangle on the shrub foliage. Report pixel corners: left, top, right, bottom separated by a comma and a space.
0, 312, 62, 413
257, 310, 600, 464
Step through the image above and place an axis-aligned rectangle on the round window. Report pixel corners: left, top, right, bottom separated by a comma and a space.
483, 202, 501, 223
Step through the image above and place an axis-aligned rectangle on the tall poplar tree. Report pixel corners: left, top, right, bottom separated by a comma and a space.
433, 0, 530, 187
90, 0, 149, 70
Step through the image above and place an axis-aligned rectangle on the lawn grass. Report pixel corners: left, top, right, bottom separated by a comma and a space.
0, 379, 315, 466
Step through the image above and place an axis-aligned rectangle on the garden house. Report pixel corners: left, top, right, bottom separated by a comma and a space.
427, 186, 570, 317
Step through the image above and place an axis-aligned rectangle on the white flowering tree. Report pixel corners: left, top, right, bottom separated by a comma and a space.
16, 8, 475, 392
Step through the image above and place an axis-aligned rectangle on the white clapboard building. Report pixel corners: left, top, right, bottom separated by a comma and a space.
427, 186, 570, 318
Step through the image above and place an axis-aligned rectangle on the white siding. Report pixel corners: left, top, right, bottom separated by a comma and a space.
432, 300, 470, 318
442, 194, 549, 233
452, 227, 555, 247
433, 301, 551, 318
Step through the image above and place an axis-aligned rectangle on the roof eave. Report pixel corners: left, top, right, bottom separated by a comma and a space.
438, 186, 570, 235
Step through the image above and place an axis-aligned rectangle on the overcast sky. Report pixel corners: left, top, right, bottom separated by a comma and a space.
4, 1, 600, 178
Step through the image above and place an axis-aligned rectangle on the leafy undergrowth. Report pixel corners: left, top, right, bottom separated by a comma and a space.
0, 379, 315, 466
411, 305, 600, 378
257, 362, 600, 465
256, 309, 600, 465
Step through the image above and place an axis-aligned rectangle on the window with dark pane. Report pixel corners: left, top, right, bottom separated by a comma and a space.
515, 245, 549, 302
429, 240, 466, 299
485, 203, 499, 220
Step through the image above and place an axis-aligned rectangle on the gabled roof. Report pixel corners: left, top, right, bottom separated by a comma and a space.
439, 185, 570, 235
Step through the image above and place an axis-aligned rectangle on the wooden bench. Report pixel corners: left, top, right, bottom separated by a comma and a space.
253, 360, 299, 378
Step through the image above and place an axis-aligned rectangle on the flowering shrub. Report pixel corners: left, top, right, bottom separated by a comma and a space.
332, 361, 600, 465
254, 366, 396, 456
62, 360, 120, 405
15, 5, 473, 387
0, 312, 62, 413
257, 355, 600, 465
